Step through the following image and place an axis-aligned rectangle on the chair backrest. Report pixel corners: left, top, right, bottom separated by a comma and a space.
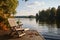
8, 18, 18, 27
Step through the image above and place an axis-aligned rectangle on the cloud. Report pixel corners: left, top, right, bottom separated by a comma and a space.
16, 10, 36, 16
16, 9, 39, 16
27, 1, 45, 8
16, 1, 46, 16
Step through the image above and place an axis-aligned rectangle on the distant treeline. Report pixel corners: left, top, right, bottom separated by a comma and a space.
15, 15, 36, 18
36, 6, 60, 23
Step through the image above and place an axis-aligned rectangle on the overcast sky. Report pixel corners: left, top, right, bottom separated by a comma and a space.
16, 0, 60, 16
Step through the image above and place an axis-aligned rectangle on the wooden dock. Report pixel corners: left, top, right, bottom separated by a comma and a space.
0, 30, 45, 40
8, 30, 45, 40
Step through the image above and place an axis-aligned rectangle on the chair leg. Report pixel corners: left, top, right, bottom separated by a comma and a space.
15, 31, 20, 37
9, 31, 16, 37
9, 31, 12, 36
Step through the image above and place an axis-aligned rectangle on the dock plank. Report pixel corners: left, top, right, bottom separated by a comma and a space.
8, 30, 45, 40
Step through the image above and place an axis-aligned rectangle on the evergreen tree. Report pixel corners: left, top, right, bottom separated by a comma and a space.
56, 6, 60, 21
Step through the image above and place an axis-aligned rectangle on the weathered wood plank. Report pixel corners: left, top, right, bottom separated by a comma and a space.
8, 30, 45, 40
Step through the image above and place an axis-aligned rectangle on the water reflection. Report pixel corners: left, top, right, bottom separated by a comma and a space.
28, 18, 34, 21
36, 19, 60, 36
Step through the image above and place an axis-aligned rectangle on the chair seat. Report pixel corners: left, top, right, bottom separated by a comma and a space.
15, 28, 24, 31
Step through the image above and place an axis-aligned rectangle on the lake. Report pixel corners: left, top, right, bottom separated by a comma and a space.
16, 18, 60, 40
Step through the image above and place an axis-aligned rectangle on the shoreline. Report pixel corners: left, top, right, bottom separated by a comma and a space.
0, 30, 45, 40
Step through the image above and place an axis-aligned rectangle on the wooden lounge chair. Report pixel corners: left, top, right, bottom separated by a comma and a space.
8, 18, 29, 37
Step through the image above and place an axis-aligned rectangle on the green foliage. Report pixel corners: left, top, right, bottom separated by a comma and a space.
0, 0, 18, 15
50, 7, 56, 16
36, 6, 60, 24
36, 13, 39, 18
0, 0, 18, 29
56, 6, 60, 22
0, 16, 4, 22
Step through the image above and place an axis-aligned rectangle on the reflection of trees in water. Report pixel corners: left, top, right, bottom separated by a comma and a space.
47, 24, 57, 33
56, 20, 60, 28
36, 19, 60, 34
29, 18, 34, 21
36, 18, 60, 28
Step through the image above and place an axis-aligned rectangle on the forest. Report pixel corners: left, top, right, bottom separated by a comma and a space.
36, 6, 60, 24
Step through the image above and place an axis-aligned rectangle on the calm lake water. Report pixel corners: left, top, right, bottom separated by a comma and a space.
16, 18, 60, 40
